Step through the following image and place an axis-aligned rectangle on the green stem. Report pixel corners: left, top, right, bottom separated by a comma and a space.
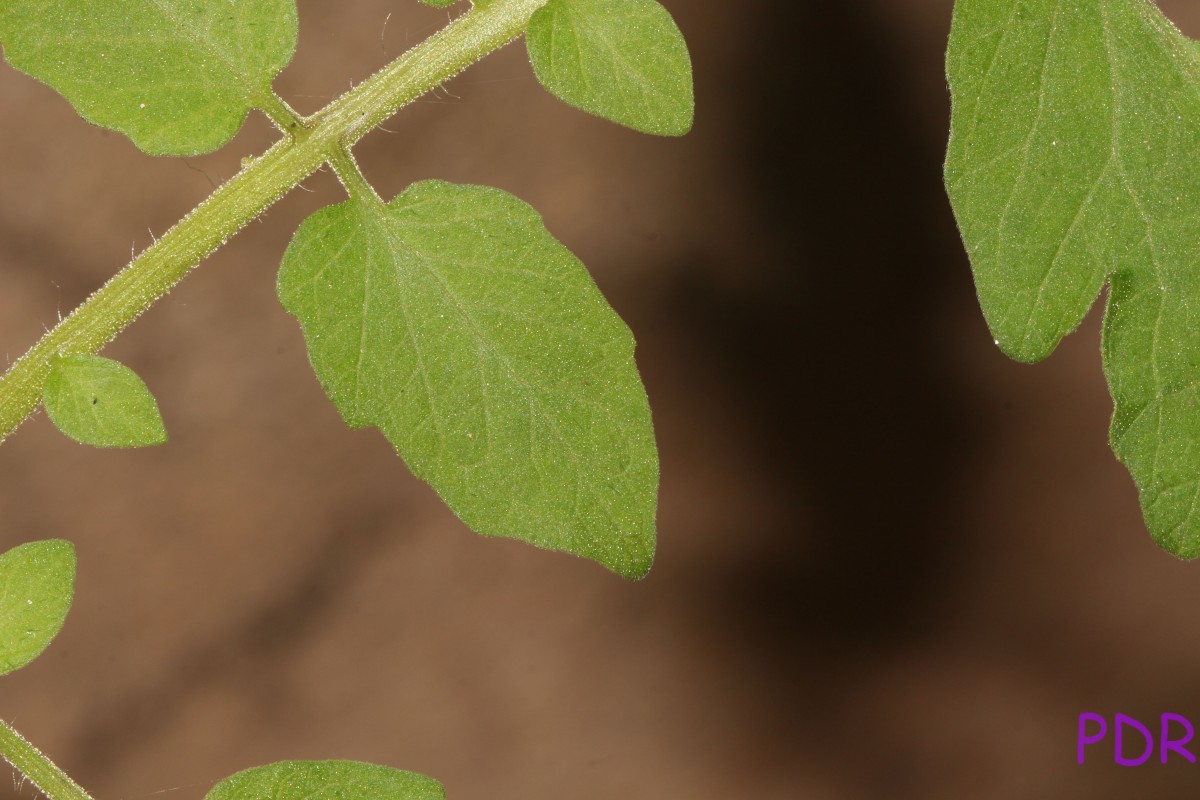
0, 0, 548, 443
257, 91, 307, 135
328, 146, 383, 206
0, 719, 93, 800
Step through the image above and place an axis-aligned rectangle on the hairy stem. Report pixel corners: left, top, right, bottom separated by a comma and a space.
328, 146, 384, 206
0, 0, 548, 442
257, 91, 306, 135
0, 719, 93, 800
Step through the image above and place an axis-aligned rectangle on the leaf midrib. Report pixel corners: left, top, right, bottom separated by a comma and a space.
375, 206, 630, 536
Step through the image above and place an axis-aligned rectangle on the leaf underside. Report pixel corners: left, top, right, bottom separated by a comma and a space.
0, 540, 75, 676
946, 0, 1200, 556
0, 0, 297, 155
43, 355, 167, 448
205, 761, 444, 800
526, 0, 694, 136
278, 181, 658, 578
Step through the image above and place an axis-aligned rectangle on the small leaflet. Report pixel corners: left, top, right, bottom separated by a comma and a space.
0, 540, 76, 676
43, 355, 167, 449
945, 0, 1200, 556
0, 0, 298, 155
526, 0, 694, 136
205, 761, 444, 800
278, 180, 659, 578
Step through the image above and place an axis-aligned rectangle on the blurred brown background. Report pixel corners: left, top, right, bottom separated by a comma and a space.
6, 0, 1200, 797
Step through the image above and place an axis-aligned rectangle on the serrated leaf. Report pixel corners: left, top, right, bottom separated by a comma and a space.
206, 761, 444, 800
945, 0, 1200, 556
278, 180, 658, 578
526, 0, 693, 136
0, 540, 75, 676
43, 355, 166, 448
0, 0, 298, 155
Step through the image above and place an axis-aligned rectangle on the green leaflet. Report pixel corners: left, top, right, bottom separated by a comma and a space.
206, 761, 444, 800
0, 0, 298, 156
526, 0, 693, 136
0, 540, 75, 676
945, 0, 1200, 556
43, 355, 166, 448
278, 180, 658, 578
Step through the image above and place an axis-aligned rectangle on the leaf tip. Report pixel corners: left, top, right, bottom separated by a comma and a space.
591, 521, 656, 580
983, 318, 1064, 365
613, 551, 654, 581
37, 538, 77, 564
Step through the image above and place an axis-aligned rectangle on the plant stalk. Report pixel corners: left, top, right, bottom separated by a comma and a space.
0, 0, 548, 443
0, 719, 93, 800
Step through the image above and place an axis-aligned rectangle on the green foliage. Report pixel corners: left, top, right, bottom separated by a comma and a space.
43, 355, 167, 448
0, 540, 75, 676
946, 0, 1200, 556
206, 761, 443, 800
527, 0, 693, 136
0, 0, 298, 155
278, 180, 658, 578
0, 0, 695, 793
0, 0, 674, 577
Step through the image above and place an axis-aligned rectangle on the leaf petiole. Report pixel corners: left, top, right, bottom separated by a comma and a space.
328, 147, 383, 207
258, 91, 307, 136
0, 719, 93, 800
